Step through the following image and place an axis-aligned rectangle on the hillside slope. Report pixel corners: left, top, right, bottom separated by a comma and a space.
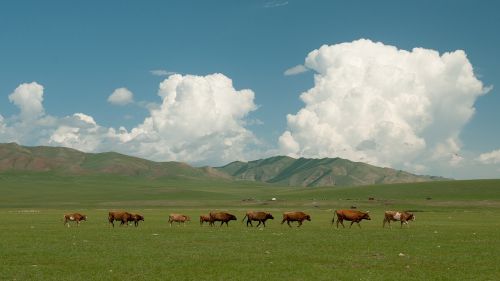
216, 156, 445, 187
0, 143, 445, 186
0, 143, 215, 180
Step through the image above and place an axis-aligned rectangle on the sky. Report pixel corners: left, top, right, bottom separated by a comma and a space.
1, 0, 499, 179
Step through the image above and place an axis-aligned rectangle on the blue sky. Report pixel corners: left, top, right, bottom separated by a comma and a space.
1, 1, 499, 179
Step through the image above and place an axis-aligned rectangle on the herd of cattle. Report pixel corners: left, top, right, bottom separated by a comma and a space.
63, 210, 415, 228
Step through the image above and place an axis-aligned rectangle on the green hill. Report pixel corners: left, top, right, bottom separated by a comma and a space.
0, 143, 214, 180
0, 143, 444, 187
216, 156, 446, 187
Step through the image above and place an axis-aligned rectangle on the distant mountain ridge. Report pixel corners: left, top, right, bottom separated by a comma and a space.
215, 156, 445, 187
0, 143, 445, 186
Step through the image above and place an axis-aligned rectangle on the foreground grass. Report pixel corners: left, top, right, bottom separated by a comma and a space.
1, 207, 499, 281
1, 174, 499, 280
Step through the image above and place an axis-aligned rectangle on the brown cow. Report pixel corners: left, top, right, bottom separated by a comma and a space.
199, 214, 212, 226
108, 211, 133, 228
242, 211, 274, 227
281, 211, 311, 227
63, 213, 87, 227
127, 213, 144, 227
383, 211, 415, 228
209, 212, 237, 227
333, 209, 371, 228
168, 214, 190, 227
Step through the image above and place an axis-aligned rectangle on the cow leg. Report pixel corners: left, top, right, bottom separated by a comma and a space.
337, 219, 344, 228
220, 221, 224, 227
356, 221, 361, 228
257, 220, 263, 227
287, 220, 292, 228
281, 219, 286, 225
297, 220, 303, 227
350, 221, 355, 228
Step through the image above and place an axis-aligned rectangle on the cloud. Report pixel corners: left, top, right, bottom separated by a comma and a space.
264, 1, 289, 8
477, 149, 500, 164
0, 115, 5, 135
108, 73, 259, 165
8, 82, 45, 120
108, 88, 134, 106
47, 113, 106, 152
150, 69, 177, 77
284, 64, 308, 76
1, 74, 259, 166
280, 39, 489, 174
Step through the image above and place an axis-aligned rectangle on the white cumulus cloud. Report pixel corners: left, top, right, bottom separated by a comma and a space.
108, 88, 134, 106
106, 73, 259, 165
0, 74, 259, 166
8, 82, 45, 120
280, 39, 489, 174
477, 149, 500, 164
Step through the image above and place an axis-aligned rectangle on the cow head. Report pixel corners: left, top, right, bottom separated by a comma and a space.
363, 212, 371, 220
82, 215, 88, 221
405, 212, 415, 221
266, 213, 274, 220
229, 214, 237, 221
136, 214, 144, 221
305, 215, 311, 221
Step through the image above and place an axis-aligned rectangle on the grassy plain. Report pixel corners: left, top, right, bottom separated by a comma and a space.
1, 173, 499, 280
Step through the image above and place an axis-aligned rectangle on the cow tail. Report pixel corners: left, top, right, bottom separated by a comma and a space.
331, 210, 336, 225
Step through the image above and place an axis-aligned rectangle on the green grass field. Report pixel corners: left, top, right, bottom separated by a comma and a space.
1, 173, 499, 280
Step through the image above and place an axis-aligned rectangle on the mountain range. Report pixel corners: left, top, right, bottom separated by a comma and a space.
0, 143, 445, 187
